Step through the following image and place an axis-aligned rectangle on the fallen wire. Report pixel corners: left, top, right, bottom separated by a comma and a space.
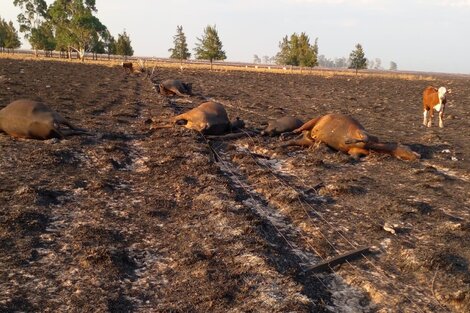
200, 131, 407, 311
198, 131, 333, 293
198, 131, 419, 312
232, 128, 446, 312
431, 264, 441, 304
234, 130, 423, 310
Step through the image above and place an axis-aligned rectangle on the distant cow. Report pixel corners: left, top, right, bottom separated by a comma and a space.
423, 86, 449, 128
121, 62, 133, 72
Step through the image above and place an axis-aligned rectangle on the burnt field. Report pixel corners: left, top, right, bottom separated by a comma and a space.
0, 57, 469, 312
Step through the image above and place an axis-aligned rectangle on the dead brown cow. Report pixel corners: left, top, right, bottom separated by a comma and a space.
284, 113, 420, 161
157, 79, 192, 97
423, 86, 449, 128
0, 99, 90, 140
153, 101, 244, 136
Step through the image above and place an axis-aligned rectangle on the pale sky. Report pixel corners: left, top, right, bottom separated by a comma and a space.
2, 0, 470, 73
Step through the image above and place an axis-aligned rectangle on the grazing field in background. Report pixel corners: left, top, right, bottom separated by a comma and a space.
0, 55, 469, 312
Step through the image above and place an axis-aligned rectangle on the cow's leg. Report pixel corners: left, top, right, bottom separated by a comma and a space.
426, 109, 433, 127
438, 111, 444, 128
293, 116, 321, 133
423, 109, 428, 126
280, 133, 315, 148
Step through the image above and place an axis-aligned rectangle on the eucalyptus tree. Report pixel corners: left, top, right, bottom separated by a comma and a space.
48, 0, 107, 61
13, 0, 49, 54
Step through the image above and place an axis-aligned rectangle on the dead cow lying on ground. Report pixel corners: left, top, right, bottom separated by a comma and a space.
153, 101, 244, 136
261, 116, 304, 136
423, 86, 450, 128
156, 79, 192, 97
283, 113, 420, 161
0, 99, 90, 139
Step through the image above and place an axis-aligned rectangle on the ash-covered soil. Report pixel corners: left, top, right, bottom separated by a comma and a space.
0, 57, 469, 312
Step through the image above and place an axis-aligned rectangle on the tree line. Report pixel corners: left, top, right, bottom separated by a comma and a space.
5, 1, 397, 71
170, 26, 398, 72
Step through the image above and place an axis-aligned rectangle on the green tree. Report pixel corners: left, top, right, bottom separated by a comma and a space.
102, 30, 116, 59
0, 19, 21, 52
116, 30, 134, 57
48, 0, 107, 61
29, 21, 55, 56
13, 0, 48, 54
194, 25, 226, 70
275, 32, 318, 67
389, 61, 397, 71
275, 35, 290, 65
298, 33, 318, 67
169, 25, 190, 63
348, 43, 367, 74
5, 21, 22, 51
0, 18, 8, 52
253, 54, 261, 64
89, 32, 105, 59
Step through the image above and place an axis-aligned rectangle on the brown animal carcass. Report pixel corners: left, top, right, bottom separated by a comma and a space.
152, 101, 244, 136
0, 99, 90, 140
157, 79, 192, 97
285, 113, 420, 161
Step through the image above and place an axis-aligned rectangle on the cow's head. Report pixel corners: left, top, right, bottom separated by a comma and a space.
438, 86, 447, 99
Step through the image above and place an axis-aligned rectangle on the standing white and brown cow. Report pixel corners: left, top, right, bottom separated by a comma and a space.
422, 86, 450, 128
